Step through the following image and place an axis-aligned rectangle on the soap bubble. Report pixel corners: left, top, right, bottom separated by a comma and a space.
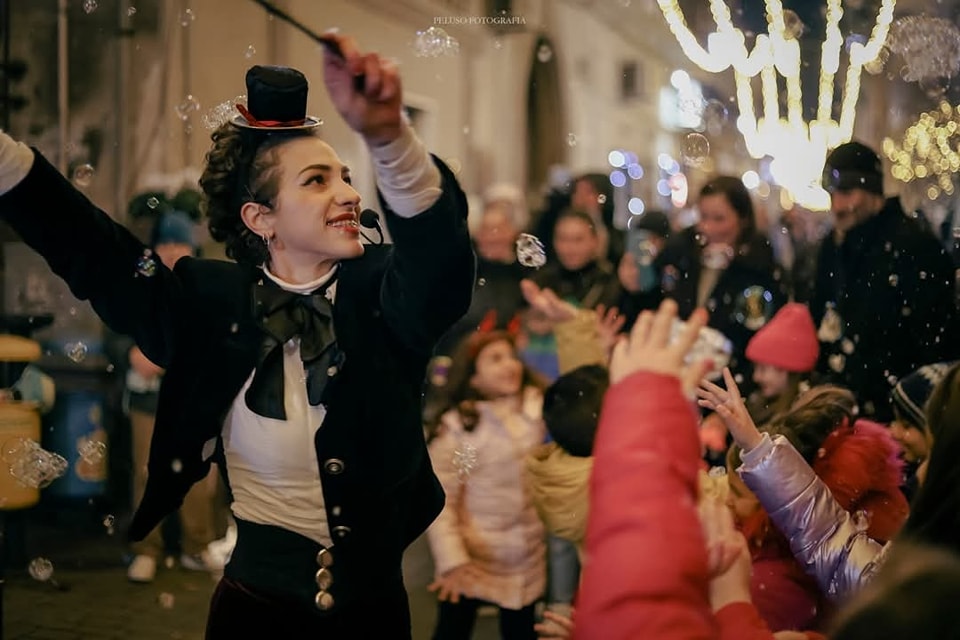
78, 438, 106, 465
413, 27, 459, 58
136, 251, 158, 278
66, 342, 88, 363
537, 43, 553, 63
28, 558, 54, 582
83, 0, 98, 14
887, 16, 960, 84
681, 133, 710, 168
179, 8, 195, 27
175, 95, 200, 121
515, 233, 547, 268
72, 164, 95, 188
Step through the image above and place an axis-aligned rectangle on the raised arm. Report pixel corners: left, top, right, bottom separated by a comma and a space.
697, 370, 887, 599
0, 132, 184, 368
320, 33, 474, 354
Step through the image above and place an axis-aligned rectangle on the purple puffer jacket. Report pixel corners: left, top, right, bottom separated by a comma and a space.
737, 433, 890, 601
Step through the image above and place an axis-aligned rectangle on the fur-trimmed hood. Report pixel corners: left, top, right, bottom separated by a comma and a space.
812, 419, 909, 543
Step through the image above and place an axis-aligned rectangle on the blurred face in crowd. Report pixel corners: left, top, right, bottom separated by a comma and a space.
889, 418, 931, 464
697, 193, 741, 247
571, 179, 601, 216
753, 364, 790, 400
829, 188, 884, 235
470, 339, 524, 399
726, 463, 761, 523
475, 204, 518, 263
155, 242, 194, 270
554, 215, 599, 271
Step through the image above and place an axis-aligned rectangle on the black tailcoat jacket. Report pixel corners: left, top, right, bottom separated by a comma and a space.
0, 152, 475, 618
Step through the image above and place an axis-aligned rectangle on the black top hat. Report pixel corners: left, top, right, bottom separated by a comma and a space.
232, 65, 322, 131
822, 141, 884, 195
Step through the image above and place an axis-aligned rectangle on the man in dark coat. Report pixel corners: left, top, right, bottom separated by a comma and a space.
812, 141, 960, 421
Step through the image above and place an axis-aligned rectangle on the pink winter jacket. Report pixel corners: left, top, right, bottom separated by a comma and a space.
426, 387, 546, 610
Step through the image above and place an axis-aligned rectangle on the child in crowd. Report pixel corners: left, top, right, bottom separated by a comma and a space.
889, 362, 955, 500
700, 302, 819, 461
426, 331, 547, 640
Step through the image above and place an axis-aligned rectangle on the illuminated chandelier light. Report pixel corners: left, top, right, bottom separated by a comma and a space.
882, 101, 959, 200
657, 0, 896, 210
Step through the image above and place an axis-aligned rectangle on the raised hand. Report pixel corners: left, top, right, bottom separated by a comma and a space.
696, 367, 763, 451
608, 299, 710, 387
594, 304, 626, 358
319, 32, 402, 147
698, 496, 753, 613
520, 279, 578, 324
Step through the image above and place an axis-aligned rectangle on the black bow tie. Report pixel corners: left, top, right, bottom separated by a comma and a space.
245, 274, 343, 420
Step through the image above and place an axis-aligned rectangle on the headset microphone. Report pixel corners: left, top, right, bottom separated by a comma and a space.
359, 209, 384, 246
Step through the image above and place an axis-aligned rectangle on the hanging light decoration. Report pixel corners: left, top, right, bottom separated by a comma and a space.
657, 0, 896, 210
882, 101, 959, 198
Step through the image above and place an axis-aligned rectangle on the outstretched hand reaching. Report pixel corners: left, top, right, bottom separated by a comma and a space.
696, 367, 763, 451
608, 299, 711, 394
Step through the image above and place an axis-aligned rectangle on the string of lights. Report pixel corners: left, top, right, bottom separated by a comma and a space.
657, 0, 896, 210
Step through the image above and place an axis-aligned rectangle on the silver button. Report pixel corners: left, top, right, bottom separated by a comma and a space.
315, 568, 333, 590
327, 365, 338, 377
315, 591, 334, 611
331, 506, 341, 517
332, 525, 351, 538
324, 459, 344, 475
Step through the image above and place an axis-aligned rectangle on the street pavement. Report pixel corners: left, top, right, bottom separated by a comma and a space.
2, 506, 500, 640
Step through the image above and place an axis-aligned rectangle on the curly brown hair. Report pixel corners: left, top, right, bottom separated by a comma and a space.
198, 122, 319, 266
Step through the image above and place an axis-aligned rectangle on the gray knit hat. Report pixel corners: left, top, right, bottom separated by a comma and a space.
891, 362, 956, 428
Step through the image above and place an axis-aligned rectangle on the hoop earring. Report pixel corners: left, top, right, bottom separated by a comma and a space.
262, 234, 271, 247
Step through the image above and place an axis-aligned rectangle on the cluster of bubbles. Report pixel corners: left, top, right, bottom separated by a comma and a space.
28, 557, 55, 582
452, 442, 479, 481
175, 95, 201, 122
78, 437, 106, 465
413, 27, 460, 58
515, 233, 547, 268
202, 95, 246, 131
2, 437, 68, 489
886, 16, 960, 95
72, 164, 95, 188
669, 319, 732, 379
